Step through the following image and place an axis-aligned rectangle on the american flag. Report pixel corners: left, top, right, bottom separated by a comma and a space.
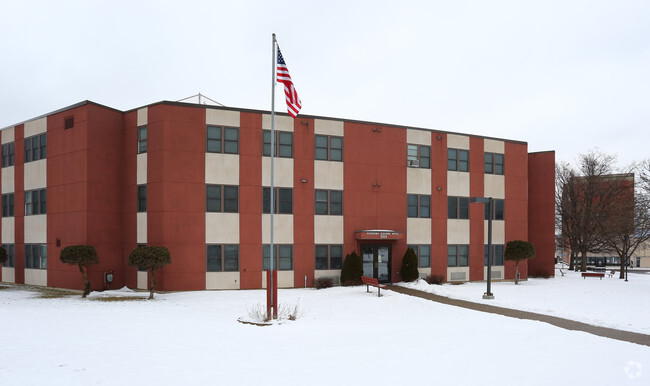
276, 46, 301, 118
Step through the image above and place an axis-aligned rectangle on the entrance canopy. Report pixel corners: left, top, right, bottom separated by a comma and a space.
354, 230, 404, 241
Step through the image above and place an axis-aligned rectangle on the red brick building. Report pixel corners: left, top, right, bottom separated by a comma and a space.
0, 100, 555, 291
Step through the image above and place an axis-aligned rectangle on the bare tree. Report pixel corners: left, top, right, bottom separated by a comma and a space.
556, 150, 625, 272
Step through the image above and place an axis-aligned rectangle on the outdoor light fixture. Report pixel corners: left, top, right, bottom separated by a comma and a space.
470, 196, 494, 299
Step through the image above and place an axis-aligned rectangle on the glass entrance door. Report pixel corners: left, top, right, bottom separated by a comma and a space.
361, 244, 392, 283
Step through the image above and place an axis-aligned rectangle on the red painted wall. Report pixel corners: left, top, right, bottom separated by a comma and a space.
239, 112, 263, 289
343, 122, 407, 282
430, 132, 448, 277
469, 137, 485, 281
504, 142, 529, 279
293, 118, 315, 287
527, 151, 556, 277
122, 110, 138, 289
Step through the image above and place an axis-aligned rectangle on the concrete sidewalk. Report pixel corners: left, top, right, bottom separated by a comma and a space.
388, 285, 650, 347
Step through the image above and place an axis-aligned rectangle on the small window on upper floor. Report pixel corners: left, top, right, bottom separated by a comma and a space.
315, 135, 343, 161
1, 142, 14, 168
485, 152, 504, 175
24, 134, 46, 163
138, 126, 147, 154
448, 148, 469, 172
407, 144, 430, 168
64, 116, 74, 130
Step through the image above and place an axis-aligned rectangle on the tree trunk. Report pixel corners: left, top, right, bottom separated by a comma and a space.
78, 264, 90, 298
580, 250, 588, 272
619, 245, 627, 279
514, 260, 520, 285
568, 251, 575, 271
149, 268, 156, 300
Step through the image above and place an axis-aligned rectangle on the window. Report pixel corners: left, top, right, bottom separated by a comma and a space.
408, 245, 431, 268
484, 244, 505, 266
207, 244, 239, 272
263, 130, 293, 158
25, 189, 46, 216
447, 245, 469, 267
407, 144, 430, 168
137, 185, 147, 212
138, 126, 147, 154
448, 149, 469, 172
448, 196, 469, 219
315, 245, 343, 270
64, 116, 74, 130
485, 152, 504, 175
315, 190, 343, 215
206, 185, 238, 213
263, 187, 293, 214
315, 135, 343, 161
25, 244, 47, 269
484, 199, 505, 220
207, 126, 239, 154
2, 244, 14, 267
263, 244, 293, 270
24, 133, 46, 163
407, 194, 430, 218
1, 142, 14, 167
2, 193, 14, 217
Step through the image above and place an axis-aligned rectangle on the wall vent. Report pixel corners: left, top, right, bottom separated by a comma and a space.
450, 272, 466, 281
491, 270, 502, 279
64, 116, 74, 129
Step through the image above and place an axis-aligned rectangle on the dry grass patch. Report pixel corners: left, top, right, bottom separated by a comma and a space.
89, 296, 148, 302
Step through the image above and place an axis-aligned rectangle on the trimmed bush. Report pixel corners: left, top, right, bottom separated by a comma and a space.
424, 274, 445, 285
400, 248, 419, 282
340, 251, 363, 285
128, 246, 171, 299
314, 277, 334, 289
504, 240, 536, 285
59, 245, 99, 297
0, 246, 6, 265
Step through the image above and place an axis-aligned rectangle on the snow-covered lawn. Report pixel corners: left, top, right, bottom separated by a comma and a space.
1, 271, 649, 386
399, 268, 650, 335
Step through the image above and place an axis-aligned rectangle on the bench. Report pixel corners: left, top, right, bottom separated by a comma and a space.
582, 272, 604, 280
361, 276, 386, 297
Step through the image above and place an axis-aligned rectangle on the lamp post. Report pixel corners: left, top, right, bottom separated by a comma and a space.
471, 196, 494, 299
624, 234, 629, 282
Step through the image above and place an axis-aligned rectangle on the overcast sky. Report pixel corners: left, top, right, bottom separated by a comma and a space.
2, 0, 648, 167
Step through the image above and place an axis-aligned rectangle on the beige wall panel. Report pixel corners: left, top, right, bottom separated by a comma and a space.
24, 160, 47, 191
2, 217, 14, 244
484, 220, 505, 244
2, 127, 15, 144
447, 219, 470, 244
137, 271, 147, 290
262, 157, 293, 187
484, 139, 505, 154
314, 161, 343, 190
24, 117, 47, 137
447, 267, 469, 282
24, 215, 46, 243
262, 270, 294, 288
262, 115, 294, 132
205, 153, 239, 185
262, 214, 293, 244
407, 168, 431, 194
418, 268, 432, 278
484, 174, 505, 199
314, 216, 344, 244
314, 119, 344, 136
206, 109, 240, 127
447, 134, 470, 150
206, 213, 240, 243
137, 213, 147, 244
2, 166, 14, 193
1, 267, 15, 283
136, 153, 147, 185
25, 269, 47, 286
484, 266, 505, 280
447, 171, 470, 197
407, 129, 431, 146
137, 107, 148, 126
314, 269, 342, 285
206, 272, 241, 290
407, 218, 432, 244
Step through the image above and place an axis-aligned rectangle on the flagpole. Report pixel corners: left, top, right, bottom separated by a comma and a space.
269, 33, 276, 320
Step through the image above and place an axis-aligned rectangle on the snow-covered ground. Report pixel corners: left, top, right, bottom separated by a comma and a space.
1, 270, 649, 386
400, 268, 650, 335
